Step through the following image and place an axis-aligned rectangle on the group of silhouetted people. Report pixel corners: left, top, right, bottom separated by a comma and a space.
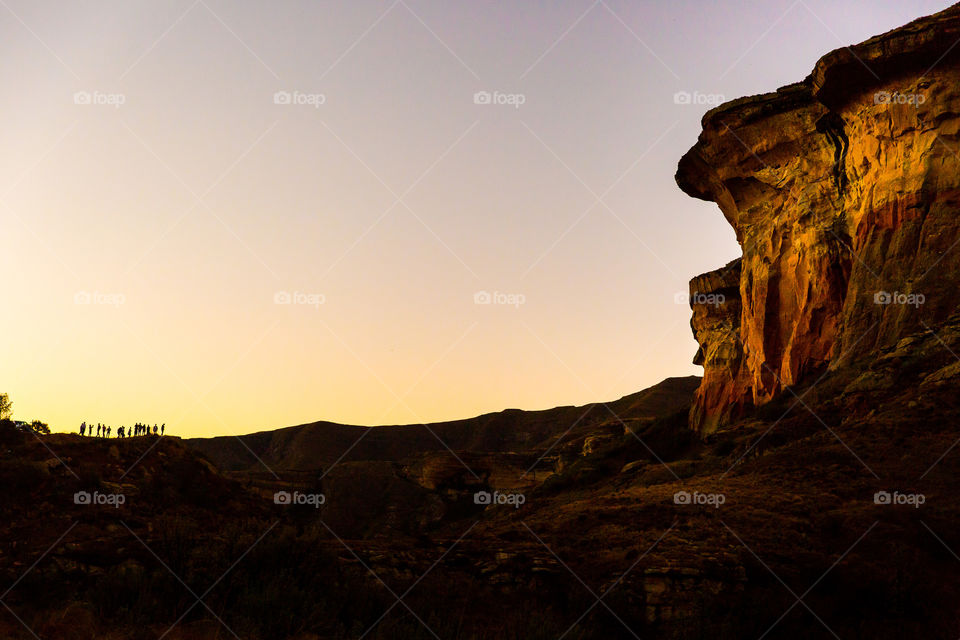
79, 421, 164, 438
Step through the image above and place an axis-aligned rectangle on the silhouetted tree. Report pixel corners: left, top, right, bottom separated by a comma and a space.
29, 420, 50, 435
0, 394, 11, 421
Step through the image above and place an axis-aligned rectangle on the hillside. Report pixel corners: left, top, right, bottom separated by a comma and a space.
182, 377, 699, 538
6, 317, 960, 638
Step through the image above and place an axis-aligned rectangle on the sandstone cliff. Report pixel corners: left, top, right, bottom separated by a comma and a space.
678, 3, 960, 433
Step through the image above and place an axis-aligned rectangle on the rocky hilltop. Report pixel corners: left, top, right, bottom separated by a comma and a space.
678, 3, 960, 433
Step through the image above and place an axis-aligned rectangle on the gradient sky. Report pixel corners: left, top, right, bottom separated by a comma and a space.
3, 0, 952, 437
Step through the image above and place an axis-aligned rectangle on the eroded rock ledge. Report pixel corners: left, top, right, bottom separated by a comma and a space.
677, 3, 960, 433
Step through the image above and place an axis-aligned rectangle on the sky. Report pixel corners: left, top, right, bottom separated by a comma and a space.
2, 0, 952, 437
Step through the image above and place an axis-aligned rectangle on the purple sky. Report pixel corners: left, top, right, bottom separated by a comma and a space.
2, 0, 952, 435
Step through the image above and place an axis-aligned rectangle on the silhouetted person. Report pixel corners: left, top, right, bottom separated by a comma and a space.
96, 425, 101, 437
161, 424, 165, 436
80, 422, 86, 436
118, 426, 124, 438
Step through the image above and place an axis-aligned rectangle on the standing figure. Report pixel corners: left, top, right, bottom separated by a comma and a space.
80, 422, 86, 436
161, 424, 165, 436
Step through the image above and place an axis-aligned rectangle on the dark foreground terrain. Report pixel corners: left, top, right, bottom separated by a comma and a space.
4, 315, 960, 639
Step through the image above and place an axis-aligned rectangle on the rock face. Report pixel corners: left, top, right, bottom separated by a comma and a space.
677, 3, 960, 433
687, 258, 745, 432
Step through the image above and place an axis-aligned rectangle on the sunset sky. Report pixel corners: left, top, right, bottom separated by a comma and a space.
3, 0, 950, 437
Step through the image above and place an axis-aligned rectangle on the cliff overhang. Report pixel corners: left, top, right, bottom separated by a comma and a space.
677, 3, 960, 433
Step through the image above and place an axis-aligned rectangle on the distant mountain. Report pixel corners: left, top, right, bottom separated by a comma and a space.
184, 375, 701, 472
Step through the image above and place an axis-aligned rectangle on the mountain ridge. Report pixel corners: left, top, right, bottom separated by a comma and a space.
185, 375, 701, 472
